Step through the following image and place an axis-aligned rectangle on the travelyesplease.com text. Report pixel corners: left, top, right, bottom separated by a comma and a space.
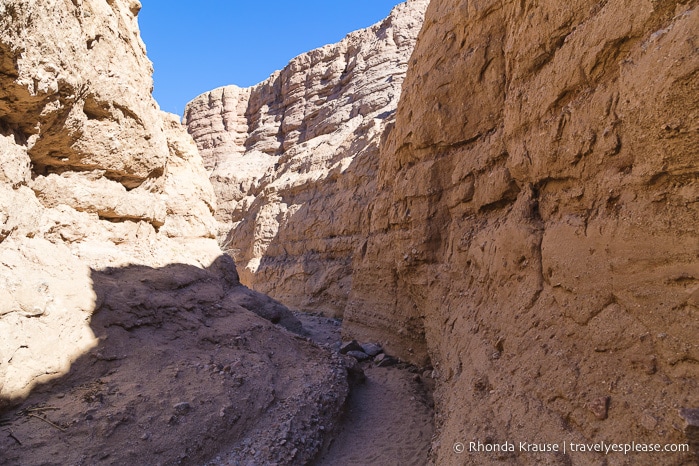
453, 440, 690, 455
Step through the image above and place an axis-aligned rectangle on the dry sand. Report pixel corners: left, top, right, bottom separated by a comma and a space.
297, 312, 435, 465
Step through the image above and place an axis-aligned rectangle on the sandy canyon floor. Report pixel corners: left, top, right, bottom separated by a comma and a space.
0, 308, 434, 465
296, 312, 434, 466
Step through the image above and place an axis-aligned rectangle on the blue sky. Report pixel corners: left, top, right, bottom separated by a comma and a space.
139, 1, 406, 116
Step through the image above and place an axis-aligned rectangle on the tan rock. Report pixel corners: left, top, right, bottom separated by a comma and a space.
0, 0, 231, 400
0, 0, 168, 188
158, 112, 218, 239
31, 171, 167, 227
185, 0, 430, 316
190, 0, 698, 463
0, 236, 97, 398
0, 133, 31, 186
344, 0, 699, 464
1, 2, 344, 464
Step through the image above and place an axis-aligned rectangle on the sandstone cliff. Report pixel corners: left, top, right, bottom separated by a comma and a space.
352, 0, 699, 464
0, 0, 221, 403
189, 0, 698, 464
185, 0, 429, 316
0, 1, 347, 463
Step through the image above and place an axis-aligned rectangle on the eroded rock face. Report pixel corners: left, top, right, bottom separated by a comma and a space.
0, 0, 223, 400
0, 1, 347, 463
189, 0, 697, 463
185, 0, 429, 316
346, 0, 698, 464
0, 0, 168, 187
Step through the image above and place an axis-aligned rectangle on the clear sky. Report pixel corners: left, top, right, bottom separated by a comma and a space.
139, 1, 407, 116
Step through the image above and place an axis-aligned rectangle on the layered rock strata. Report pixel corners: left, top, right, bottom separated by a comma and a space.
0, 1, 346, 463
185, 0, 430, 316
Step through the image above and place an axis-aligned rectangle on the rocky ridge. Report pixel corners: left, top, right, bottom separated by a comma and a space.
185, 0, 429, 317
188, 0, 699, 464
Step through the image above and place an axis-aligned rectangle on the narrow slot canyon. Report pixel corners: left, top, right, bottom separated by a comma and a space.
1, 0, 697, 464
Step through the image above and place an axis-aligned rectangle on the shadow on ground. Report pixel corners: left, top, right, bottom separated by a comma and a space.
0, 255, 347, 465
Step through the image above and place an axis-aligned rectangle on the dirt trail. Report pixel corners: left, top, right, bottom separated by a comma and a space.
295, 313, 435, 465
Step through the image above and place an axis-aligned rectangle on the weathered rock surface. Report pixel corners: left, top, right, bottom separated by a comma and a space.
0, 0, 347, 463
185, 0, 429, 316
190, 0, 698, 464
0, 0, 168, 188
0, 0, 223, 405
346, 0, 698, 464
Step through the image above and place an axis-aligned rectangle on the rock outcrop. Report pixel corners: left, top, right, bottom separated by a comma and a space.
0, 1, 347, 463
0, 0, 223, 403
185, 0, 429, 316
189, 0, 698, 464
0, 0, 168, 189
0, 258, 347, 465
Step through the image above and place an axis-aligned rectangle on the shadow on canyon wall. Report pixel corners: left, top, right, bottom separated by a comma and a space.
221, 113, 436, 364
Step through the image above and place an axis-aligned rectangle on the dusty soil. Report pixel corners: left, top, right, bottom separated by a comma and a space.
0, 295, 433, 465
314, 364, 434, 466
296, 312, 435, 465
0, 265, 348, 466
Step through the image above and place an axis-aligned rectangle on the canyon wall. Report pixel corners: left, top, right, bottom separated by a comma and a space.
0, 0, 221, 402
0, 1, 346, 463
351, 0, 699, 464
189, 0, 698, 463
185, 0, 429, 317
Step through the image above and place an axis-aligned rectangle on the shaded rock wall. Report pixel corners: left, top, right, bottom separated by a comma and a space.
185, 0, 429, 316
347, 0, 698, 464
